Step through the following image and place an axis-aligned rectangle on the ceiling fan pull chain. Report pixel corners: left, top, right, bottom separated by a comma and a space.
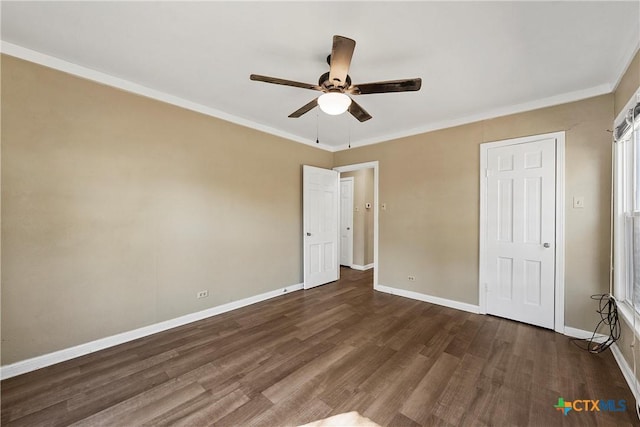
316, 109, 319, 144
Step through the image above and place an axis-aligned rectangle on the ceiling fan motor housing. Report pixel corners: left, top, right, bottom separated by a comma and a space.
319, 71, 351, 92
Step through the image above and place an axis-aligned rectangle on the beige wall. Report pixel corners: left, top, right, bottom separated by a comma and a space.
1, 55, 332, 364
335, 94, 613, 330
341, 169, 374, 267
364, 169, 374, 265
3, 48, 634, 366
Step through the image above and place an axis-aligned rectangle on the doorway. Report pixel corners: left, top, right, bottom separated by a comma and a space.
479, 132, 565, 332
339, 177, 354, 267
339, 171, 374, 271
334, 162, 379, 288
302, 162, 379, 290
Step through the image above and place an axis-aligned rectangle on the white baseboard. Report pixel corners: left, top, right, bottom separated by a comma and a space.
374, 284, 480, 314
563, 326, 609, 342
564, 329, 639, 402
0, 282, 303, 380
351, 263, 374, 271
611, 343, 640, 402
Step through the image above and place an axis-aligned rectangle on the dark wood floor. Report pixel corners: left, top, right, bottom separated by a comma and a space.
2, 267, 638, 426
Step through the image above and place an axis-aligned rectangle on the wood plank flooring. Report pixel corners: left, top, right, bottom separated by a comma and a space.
2, 267, 638, 426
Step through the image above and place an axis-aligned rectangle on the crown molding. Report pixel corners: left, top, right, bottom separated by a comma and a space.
0, 41, 336, 152
333, 83, 612, 151
2, 41, 622, 154
610, 33, 640, 93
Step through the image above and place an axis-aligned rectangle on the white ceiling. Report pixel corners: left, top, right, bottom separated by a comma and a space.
2, 1, 639, 151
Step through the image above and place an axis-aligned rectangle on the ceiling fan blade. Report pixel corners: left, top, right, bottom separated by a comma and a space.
347, 78, 422, 95
250, 74, 322, 91
348, 99, 372, 122
328, 35, 356, 88
288, 98, 319, 118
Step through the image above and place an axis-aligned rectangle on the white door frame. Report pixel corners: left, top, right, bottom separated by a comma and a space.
334, 161, 379, 288
340, 177, 355, 267
479, 132, 565, 333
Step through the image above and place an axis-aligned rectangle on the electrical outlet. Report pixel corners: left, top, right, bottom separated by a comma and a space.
196, 290, 209, 299
408, 275, 416, 281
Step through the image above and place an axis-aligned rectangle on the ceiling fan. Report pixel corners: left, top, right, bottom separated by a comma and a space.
250, 35, 422, 122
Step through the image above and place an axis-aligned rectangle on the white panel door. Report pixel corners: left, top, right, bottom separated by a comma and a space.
340, 178, 354, 267
303, 165, 339, 289
485, 138, 556, 329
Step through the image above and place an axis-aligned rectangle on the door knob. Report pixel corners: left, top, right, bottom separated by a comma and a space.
306, 232, 311, 236
543, 242, 550, 248
347, 227, 350, 230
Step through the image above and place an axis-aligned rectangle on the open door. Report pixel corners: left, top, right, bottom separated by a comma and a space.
303, 165, 339, 289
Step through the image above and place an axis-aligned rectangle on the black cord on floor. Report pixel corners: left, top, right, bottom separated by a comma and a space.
571, 294, 620, 353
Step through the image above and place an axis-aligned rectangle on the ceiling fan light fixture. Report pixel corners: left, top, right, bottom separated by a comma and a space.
318, 92, 351, 115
